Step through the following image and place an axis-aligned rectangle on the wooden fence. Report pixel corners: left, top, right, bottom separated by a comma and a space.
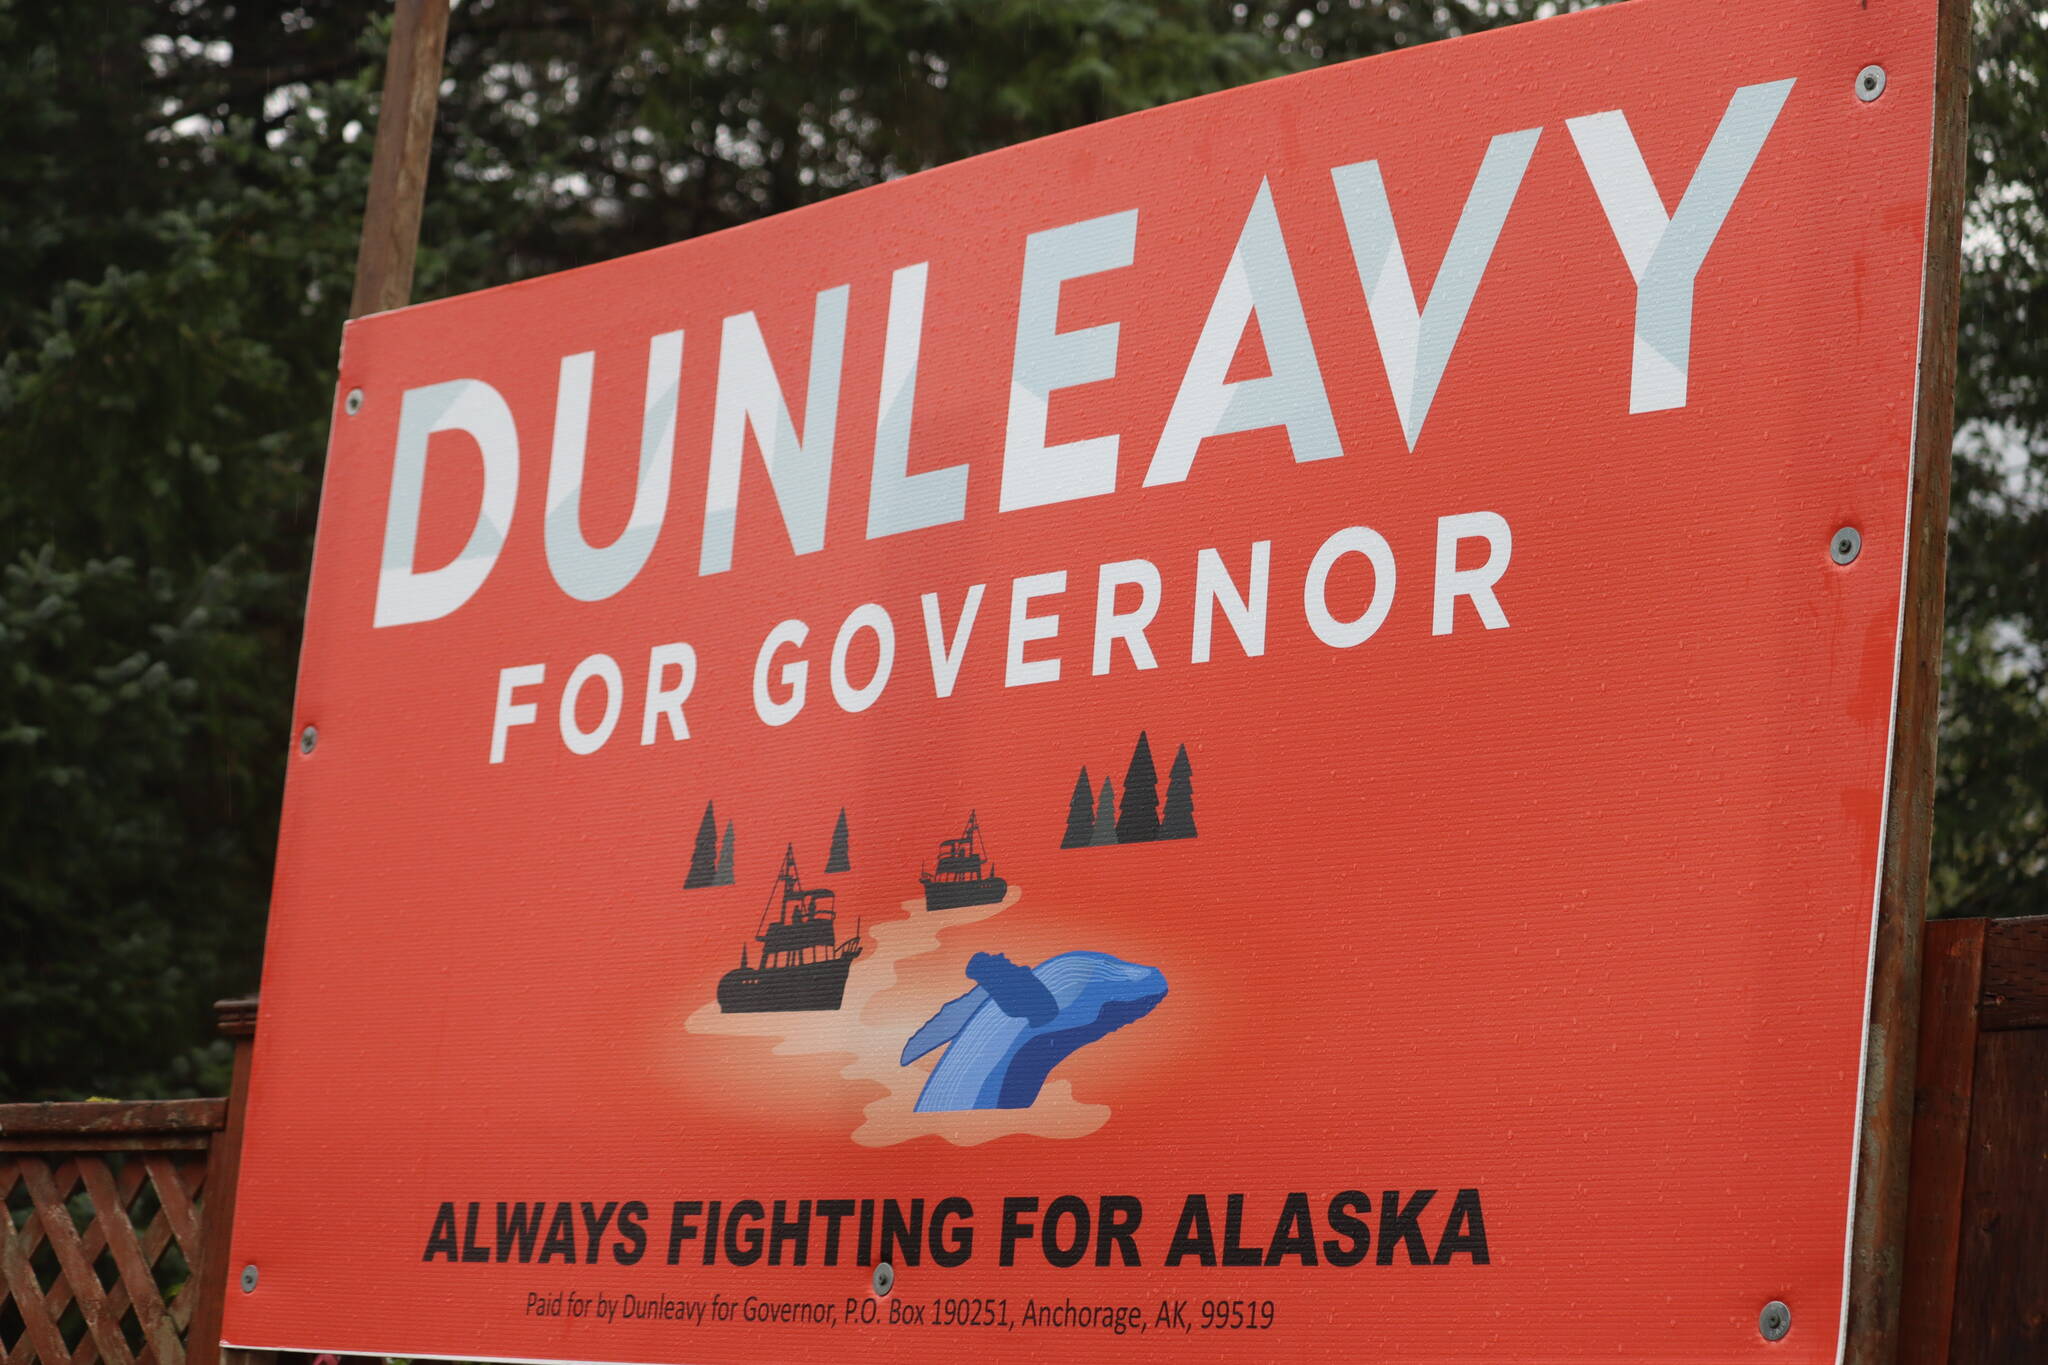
4, 925, 2042, 1363
1899, 914, 2048, 1363
2, 1002, 254, 1365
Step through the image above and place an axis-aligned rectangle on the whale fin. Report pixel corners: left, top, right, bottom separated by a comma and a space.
901, 986, 988, 1065
966, 951, 1058, 1026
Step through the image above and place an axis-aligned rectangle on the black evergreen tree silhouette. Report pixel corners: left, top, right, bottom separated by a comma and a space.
1061, 767, 1095, 848
825, 808, 851, 873
1091, 777, 1118, 846
714, 820, 736, 885
684, 800, 720, 888
1160, 744, 1197, 840
1116, 731, 1162, 843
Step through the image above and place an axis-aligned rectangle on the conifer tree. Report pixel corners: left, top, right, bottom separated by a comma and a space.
1116, 731, 1162, 843
1092, 778, 1119, 846
684, 801, 720, 887
825, 808, 851, 873
1161, 744, 1197, 840
1062, 767, 1095, 848
715, 820, 736, 885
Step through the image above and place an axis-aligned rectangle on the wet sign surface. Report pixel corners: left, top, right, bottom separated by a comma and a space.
226, 0, 1946, 1359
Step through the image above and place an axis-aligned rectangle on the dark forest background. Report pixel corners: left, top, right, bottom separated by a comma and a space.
3, 0, 2044, 1100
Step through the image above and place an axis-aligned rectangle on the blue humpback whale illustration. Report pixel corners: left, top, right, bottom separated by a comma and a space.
900, 950, 1168, 1111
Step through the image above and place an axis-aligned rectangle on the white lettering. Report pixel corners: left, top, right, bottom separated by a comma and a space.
1331, 129, 1540, 450
543, 331, 681, 602
753, 620, 810, 726
640, 642, 697, 744
999, 211, 1138, 512
1304, 527, 1397, 648
1566, 79, 1793, 412
1433, 511, 1512, 633
1192, 541, 1270, 663
1092, 559, 1161, 675
702, 287, 850, 573
831, 603, 896, 713
376, 379, 520, 628
921, 585, 986, 699
866, 263, 967, 537
1147, 181, 1340, 484
558, 654, 624, 756
490, 663, 544, 764
1006, 571, 1068, 687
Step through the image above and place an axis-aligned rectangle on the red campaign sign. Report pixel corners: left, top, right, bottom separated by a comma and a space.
224, 0, 1945, 1359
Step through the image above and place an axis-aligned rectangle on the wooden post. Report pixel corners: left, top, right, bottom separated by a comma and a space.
1898, 918, 1988, 1365
1898, 916, 2048, 1361
348, 0, 451, 318
189, 999, 260, 1365
211, 8, 449, 1355
211, 8, 447, 1361
1844, 1, 1973, 1360
1947, 918, 2048, 1361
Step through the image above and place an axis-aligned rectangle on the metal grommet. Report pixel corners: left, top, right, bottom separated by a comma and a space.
240, 1264, 259, 1294
1856, 65, 1886, 102
871, 1261, 895, 1297
345, 388, 364, 415
1830, 527, 1862, 565
299, 725, 318, 755
1759, 1300, 1791, 1341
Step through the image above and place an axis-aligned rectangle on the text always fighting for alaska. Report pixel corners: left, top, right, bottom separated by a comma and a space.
422, 1191, 1491, 1270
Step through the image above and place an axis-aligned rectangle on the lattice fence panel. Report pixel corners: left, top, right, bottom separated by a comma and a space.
2, 1150, 209, 1365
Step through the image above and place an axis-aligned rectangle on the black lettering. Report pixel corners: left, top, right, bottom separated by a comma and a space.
770, 1199, 811, 1266
930, 1196, 973, 1268
725, 1199, 765, 1266
1377, 1189, 1435, 1266
579, 1201, 618, 1265
1165, 1195, 1216, 1267
460, 1202, 490, 1263
703, 1200, 723, 1266
422, 1201, 459, 1262
613, 1201, 647, 1265
818, 1199, 855, 1266
1433, 1189, 1490, 1265
666, 1201, 702, 1266
1042, 1194, 1089, 1269
538, 1202, 578, 1264
1265, 1191, 1318, 1266
1000, 1197, 1039, 1267
497, 1202, 546, 1263
857, 1198, 875, 1266
1097, 1195, 1142, 1267
880, 1198, 924, 1268
1221, 1194, 1261, 1267
1322, 1190, 1372, 1267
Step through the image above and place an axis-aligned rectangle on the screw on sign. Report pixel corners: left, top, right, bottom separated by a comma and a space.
1759, 1301, 1792, 1341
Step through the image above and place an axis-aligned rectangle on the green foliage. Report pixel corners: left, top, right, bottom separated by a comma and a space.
2, 0, 2044, 1098
0, 0, 377, 1098
1937, 1, 2048, 916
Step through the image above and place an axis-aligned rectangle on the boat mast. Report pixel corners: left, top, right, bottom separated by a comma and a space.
967, 810, 991, 874
755, 843, 802, 961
